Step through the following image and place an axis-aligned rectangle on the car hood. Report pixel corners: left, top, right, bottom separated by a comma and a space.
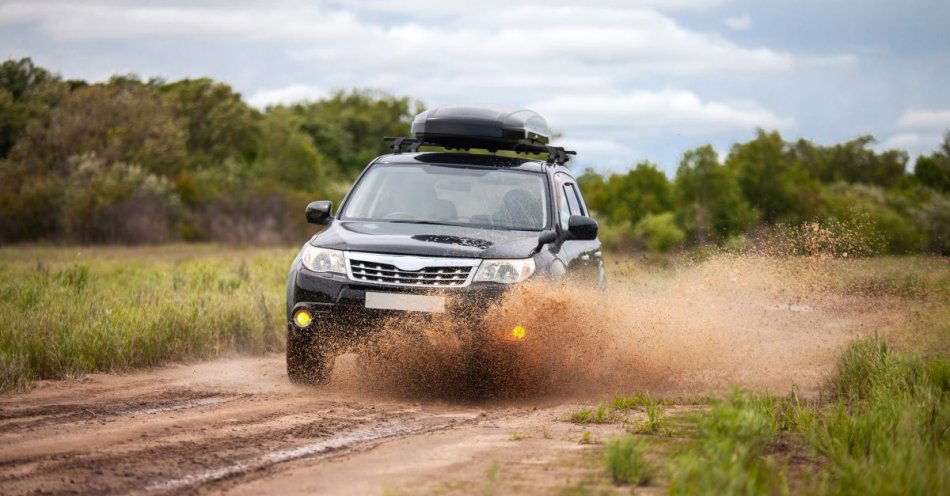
310, 220, 540, 259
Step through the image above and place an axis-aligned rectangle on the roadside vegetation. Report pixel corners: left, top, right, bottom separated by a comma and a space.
584, 335, 948, 495
0, 246, 292, 392
1, 57, 948, 254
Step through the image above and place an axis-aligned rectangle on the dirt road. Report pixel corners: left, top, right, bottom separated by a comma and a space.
0, 354, 647, 495
0, 258, 907, 495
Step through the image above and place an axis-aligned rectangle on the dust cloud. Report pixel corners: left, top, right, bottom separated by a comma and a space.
340, 251, 894, 401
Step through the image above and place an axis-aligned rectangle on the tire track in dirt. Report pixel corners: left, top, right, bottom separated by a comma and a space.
0, 357, 486, 495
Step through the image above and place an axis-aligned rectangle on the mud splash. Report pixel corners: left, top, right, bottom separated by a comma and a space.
346, 253, 895, 400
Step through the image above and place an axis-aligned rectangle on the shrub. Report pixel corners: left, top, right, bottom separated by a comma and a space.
819, 183, 926, 254
916, 194, 950, 255
633, 212, 685, 253
595, 219, 638, 252
63, 155, 181, 244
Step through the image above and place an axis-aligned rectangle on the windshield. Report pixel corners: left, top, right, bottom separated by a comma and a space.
340, 163, 549, 231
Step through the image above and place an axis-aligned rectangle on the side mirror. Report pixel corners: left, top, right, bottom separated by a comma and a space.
306, 201, 333, 225
567, 215, 598, 240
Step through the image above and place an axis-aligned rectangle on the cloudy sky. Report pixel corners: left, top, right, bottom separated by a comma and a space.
1, 0, 948, 173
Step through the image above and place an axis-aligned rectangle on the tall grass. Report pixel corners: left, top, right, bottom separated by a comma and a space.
662, 337, 948, 495
802, 335, 949, 495
0, 246, 293, 392
668, 390, 786, 495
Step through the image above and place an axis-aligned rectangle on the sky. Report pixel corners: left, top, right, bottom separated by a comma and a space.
1, 0, 948, 174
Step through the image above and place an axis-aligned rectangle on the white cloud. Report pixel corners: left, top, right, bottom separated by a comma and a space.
533, 90, 791, 137
0, 1, 793, 78
877, 132, 943, 158
896, 109, 950, 130
0, 0, 806, 171
248, 84, 327, 108
558, 138, 639, 170
725, 14, 751, 31
338, 0, 728, 14
878, 109, 950, 158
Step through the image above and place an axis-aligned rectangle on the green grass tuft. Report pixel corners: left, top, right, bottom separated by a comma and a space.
631, 401, 670, 435
668, 389, 786, 495
605, 435, 653, 486
610, 392, 656, 411
568, 402, 614, 424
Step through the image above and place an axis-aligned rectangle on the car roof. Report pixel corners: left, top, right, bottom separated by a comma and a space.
374, 151, 550, 173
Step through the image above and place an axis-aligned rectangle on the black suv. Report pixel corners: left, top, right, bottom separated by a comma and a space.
285, 106, 604, 383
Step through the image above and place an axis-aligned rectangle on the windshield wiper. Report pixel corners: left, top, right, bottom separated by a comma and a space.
385, 220, 455, 226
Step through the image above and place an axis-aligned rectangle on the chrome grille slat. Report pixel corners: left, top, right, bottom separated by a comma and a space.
345, 253, 477, 288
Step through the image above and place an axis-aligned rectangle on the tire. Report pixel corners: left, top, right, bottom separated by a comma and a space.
286, 327, 333, 385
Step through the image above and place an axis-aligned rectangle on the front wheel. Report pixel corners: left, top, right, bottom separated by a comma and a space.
286, 328, 333, 384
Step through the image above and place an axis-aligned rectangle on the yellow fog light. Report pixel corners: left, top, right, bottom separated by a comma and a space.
511, 325, 526, 340
293, 309, 313, 328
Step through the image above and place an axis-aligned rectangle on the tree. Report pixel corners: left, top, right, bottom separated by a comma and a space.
914, 131, 950, 193
160, 78, 259, 168
674, 145, 755, 243
0, 57, 69, 158
633, 212, 685, 253
289, 90, 421, 176
10, 81, 186, 175
578, 162, 672, 226
726, 130, 799, 223
253, 106, 332, 194
608, 162, 672, 225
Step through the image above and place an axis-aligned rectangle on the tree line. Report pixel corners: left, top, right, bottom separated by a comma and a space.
0, 58, 419, 244
579, 131, 949, 254
0, 57, 947, 253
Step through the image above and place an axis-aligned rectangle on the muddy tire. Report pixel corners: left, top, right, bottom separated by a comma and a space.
286, 329, 333, 385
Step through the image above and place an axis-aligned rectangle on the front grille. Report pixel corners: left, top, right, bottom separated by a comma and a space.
348, 259, 473, 287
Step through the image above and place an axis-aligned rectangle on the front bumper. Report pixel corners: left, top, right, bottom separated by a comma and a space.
290, 268, 508, 338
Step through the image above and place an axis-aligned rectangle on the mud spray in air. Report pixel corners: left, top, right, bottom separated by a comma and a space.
343, 229, 896, 401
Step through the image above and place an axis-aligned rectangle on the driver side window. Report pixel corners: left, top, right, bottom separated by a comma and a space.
559, 184, 572, 230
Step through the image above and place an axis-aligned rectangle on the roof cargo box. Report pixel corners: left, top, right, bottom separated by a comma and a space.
410, 105, 550, 151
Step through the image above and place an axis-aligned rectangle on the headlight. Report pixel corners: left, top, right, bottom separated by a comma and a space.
474, 258, 536, 284
300, 245, 346, 274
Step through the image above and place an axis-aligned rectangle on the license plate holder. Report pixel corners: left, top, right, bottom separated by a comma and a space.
364, 292, 445, 313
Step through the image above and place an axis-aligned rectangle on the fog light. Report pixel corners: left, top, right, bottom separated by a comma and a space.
511, 325, 526, 340
293, 308, 313, 328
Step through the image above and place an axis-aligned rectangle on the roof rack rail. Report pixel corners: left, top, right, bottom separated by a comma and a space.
383, 137, 576, 165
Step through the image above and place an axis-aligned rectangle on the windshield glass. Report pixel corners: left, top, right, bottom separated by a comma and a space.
340, 163, 548, 231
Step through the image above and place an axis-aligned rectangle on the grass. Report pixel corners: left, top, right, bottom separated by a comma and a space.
586, 255, 948, 495
605, 435, 654, 486
610, 391, 661, 411
0, 245, 293, 392
631, 401, 670, 435
802, 335, 949, 494
667, 390, 786, 495
509, 430, 532, 441
656, 335, 948, 495
578, 431, 600, 445
567, 402, 614, 424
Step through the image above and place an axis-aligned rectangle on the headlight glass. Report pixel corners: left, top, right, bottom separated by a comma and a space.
300, 245, 346, 274
474, 258, 536, 284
